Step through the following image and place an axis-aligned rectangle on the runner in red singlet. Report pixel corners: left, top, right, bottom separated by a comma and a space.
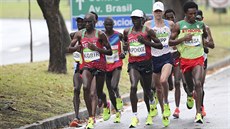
103, 17, 125, 123
123, 9, 163, 128
72, 13, 112, 129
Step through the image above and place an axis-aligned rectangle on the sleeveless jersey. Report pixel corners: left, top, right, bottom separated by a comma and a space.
127, 26, 151, 63
105, 31, 123, 72
151, 19, 172, 57
177, 20, 204, 59
80, 29, 106, 71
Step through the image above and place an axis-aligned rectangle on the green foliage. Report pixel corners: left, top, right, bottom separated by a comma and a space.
0, 0, 70, 19
0, 55, 130, 128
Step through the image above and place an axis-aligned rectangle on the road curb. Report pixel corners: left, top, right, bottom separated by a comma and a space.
206, 56, 230, 71
19, 56, 230, 129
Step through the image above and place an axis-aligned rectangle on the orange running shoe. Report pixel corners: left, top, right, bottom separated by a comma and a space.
173, 107, 180, 118
69, 118, 82, 127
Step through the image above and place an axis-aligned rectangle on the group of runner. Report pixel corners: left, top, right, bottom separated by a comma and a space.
67, 1, 214, 128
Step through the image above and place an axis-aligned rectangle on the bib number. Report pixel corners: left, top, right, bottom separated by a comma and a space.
159, 37, 169, 48
184, 35, 201, 46
129, 42, 146, 56
73, 51, 81, 62
106, 50, 119, 64
83, 48, 100, 62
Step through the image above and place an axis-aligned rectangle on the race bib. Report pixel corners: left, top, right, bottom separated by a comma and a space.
159, 37, 170, 48
83, 48, 100, 62
73, 51, 81, 62
106, 50, 119, 64
184, 35, 201, 46
106, 45, 119, 64
129, 42, 146, 56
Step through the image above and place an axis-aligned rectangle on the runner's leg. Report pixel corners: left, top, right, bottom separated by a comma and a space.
96, 72, 107, 108
106, 69, 121, 111
168, 70, 174, 91
173, 65, 181, 108
73, 72, 83, 118
161, 64, 172, 104
129, 68, 141, 113
141, 73, 153, 112
153, 73, 163, 112
192, 65, 204, 114
82, 69, 94, 117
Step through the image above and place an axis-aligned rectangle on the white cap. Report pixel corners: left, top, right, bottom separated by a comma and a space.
153, 1, 164, 12
131, 9, 144, 18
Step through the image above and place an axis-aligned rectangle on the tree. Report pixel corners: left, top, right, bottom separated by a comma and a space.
37, 0, 71, 73
159, 0, 190, 21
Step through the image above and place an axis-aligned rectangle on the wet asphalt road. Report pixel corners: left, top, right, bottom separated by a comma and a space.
66, 66, 230, 129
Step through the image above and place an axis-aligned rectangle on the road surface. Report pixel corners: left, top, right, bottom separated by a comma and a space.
66, 66, 230, 129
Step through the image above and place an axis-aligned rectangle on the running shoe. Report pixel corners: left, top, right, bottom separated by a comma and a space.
114, 111, 121, 123
116, 98, 123, 110
129, 116, 139, 128
149, 103, 158, 117
201, 106, 206, 117
194, 113, 203, 124
173, 108, 180, 118
186, 96, 194, 109
86, 117, 94, 129
145, 114, 153, 125
162, 116, 170, 127
163, 104, 171, 117
103, 102, 111, 121
69, 118, 82, 127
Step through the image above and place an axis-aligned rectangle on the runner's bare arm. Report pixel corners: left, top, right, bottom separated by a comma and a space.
94, 31, 112, 55
169, 22, 193, 46
70, 32, 75, 40
122, 28, 129, 51
137, 27, 163, 49
204, 25, 215, 49
169, 20, 175, 31
118, 33, 126, 59
67, 31, 81, 53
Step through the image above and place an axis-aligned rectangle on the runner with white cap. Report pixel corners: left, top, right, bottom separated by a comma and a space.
123, 9, 163, 128
145, 1, 175, 126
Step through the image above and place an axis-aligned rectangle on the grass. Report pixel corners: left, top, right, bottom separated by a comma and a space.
198, 6, 230, 63
0, 0, 71, 20
0, 1, 230, 128
0, 55, 131, 128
